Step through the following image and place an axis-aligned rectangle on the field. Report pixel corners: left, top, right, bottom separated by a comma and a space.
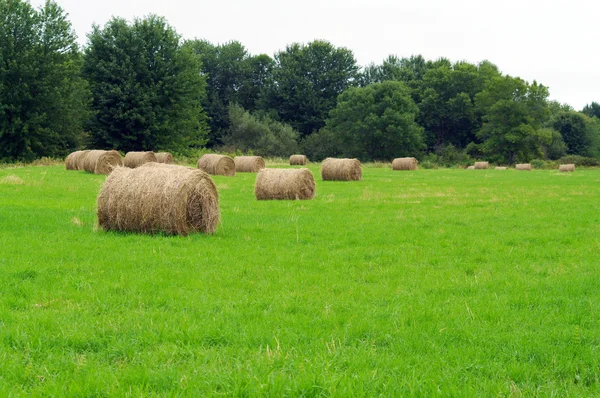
1, 163, 599, 396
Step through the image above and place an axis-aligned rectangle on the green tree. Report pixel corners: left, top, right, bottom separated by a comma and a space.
308, 81, 424, 161
0, 0, 89, 161
582, 102, 600, 119
261, 40, 359, 137
83, 16, 208, 153
553, 112, 596, 156
474, 76, 551, 163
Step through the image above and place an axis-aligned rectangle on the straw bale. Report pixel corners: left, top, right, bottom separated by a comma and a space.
474, 162, 489, 169
495, 166, 507, 170
65, 150, 90, 170
97, 165, 219, 235
289, 155, 308, 165
467, 166, 475, 170
515, 163, 532, 171
155, 152, 174, 164
83, 150, 123, 174
233, 156, 265, 173
124, 151, 157, 168
255, 168, 315, 200
392, 157, 418, 171
198, 154, 236, 176
559, 164, 575, 172
321, 158, 362, 181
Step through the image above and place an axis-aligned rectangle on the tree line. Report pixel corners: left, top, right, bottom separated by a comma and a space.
1, 0, 599, 164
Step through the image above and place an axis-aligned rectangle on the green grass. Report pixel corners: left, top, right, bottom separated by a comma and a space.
1, 164, 600, 396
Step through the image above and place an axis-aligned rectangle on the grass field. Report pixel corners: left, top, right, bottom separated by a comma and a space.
1, 163, 600, 396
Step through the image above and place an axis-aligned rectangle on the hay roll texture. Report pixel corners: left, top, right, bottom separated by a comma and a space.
124, 151, 157, 168
495, 166, 507, 170
559, 164, 575, 172
234, 156, 265, 173
155, 152, 174, 164
198, 154, 236, 176
97, 165, 219, 235
83, 150, 123, 174
289, 155, 308, 165
516, 163, 532, 171
392, 157, 418, 171
65, 150, 90, 170
255, 168, 315, 200
467, 166, 475, 170
321, 158, 362, 181
474, 162, 489, 169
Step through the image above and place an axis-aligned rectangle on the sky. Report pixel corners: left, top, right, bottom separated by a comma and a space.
30, 0, 599, 110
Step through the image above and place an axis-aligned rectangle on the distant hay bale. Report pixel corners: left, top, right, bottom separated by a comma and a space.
474, 162, 489, 169
233, 156, 265, 173
467, 166, 475, 170
516, 163, 532, 171
321, 158, 362, 181
83, 150, 123, 174
495, 167, 507, 170
392, 157, 418, 171
124, 151, 157, 168
289, 155, 308, 165
155, 152, 174, 164
198, 154, 236, 176
255, 168, 315, 200
97, 165, 219, 235
65, 150, 90, 170
559, 164, 575, 172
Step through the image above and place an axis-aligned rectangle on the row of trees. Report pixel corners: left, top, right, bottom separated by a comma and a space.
1, 0, 599, 163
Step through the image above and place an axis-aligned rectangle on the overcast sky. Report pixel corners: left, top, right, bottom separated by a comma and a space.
30, 0, 599, 110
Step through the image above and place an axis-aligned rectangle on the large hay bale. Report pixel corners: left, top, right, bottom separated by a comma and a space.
515, 163, 532, 171
83, 150, 123, 174
392, 157, 418, 171
495, 166, 507, 170
65, 150, 90, 170
198, 154, 236, 176
155, 152, 174, 164
321, 158, 362, 181
466, 166, 475, 170
474, 162, 489, 169
124, 151, 157, 168
97, 165, 219, 235
255, 168, 315, 200
233, 156, 265, 173
559, 164, 575, 172
289, 154, 308, 165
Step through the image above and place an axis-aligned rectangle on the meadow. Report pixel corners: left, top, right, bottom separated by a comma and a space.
0, 163, 599, 396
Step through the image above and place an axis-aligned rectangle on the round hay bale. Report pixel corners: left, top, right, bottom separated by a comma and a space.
474, 162, 489, 169
198, 154, 236, 176
83, 150, 123, 174
289, 154, 308, 166
559, 164, 575, 172
495, 166, 507, 170
124, 151, 157, 168
392, 157, 418, 171
466, 166, 475, 170
255, 168, 315, 200
515, 163, 532, 171
155, 152, 174, 164
65, 150, 90, 170
97, 165, 220, 235
233, 156, 265, 173
321, 158, 362, 181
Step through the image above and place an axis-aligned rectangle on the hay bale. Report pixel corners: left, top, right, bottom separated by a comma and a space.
289, 154, 308, 165
65, 150, 90, 170
255, 168, 315, 200
97, 165, 219, 235
198, 154, 236, 176
321, 158, 362, 181
155, 152, 174, 164
559, 164, 575, 172
467, 166, 475, 170
392, 157, 418, 171
233, 156, 265, 173
515, 163, 532, 171
474, 162, 489, 169
124, 151, 157, 168
495, 166, 507, 170
83, 150, 123, 174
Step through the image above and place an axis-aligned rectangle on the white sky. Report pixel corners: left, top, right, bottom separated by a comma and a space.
30, 0, 599, 110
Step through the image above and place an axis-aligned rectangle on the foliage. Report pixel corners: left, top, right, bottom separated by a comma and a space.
582, 102, 600, 119
552, 111, 597, 157
557, 155, 600, 167
83, 15, 208, 154
0, 0, 89, 161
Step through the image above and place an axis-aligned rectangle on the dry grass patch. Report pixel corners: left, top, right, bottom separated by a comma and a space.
0, 175, 24, 185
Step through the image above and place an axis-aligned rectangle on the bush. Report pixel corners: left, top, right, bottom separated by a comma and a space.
557, 155, 600, 167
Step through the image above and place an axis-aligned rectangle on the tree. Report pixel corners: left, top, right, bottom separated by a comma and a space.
552, 112, 595, 156
307, 81, 424, 161
474, 76, 551, 163
83, 16, 208, 153
261, 40, 359, 137
582, 102, 600, 119
0, 0, 89, 161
